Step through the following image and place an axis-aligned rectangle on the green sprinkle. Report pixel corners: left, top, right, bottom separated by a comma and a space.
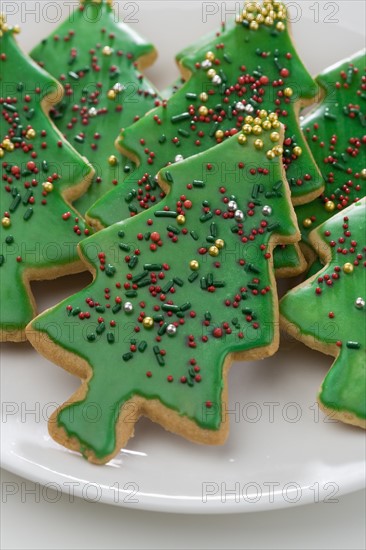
138, 341, 147, 352
118, 230, 125, 238
171, 112, 190, 123
154, 315, 164, 322
119, 243, 131, 252
41, 160, 49, 173
190, 231, 199, 240
223, 53, 232, 63
159, 134, 167, 144
185, 92, 197, 100
25, 109, 35, 120
125, 290, 138, 298
162, 280, 174, 293
267, 222, 280, 232
210, 222, 217, 237
193, 180, 205, 188
200, 277, 207, 290
144, 263, 162, 271
0, 255, 5, 267
128, 255, 138, 269
158, 323, 168, 336
72, 307, 81, 316
245, 263, 261, 274
74, 135, 84, 143
162, 304, 179, 312
200, 212, 213, 223
107, 332, 114, 344
105, 264, 116, 277
156, 353, 165, 367
5, 236, 13, 244
132, 270, 148, 283
164, 171, 174, 183
213, 281, 225, 288
96, 306, 105, 313
68, 71, 79, 80
96, 322, 106, 335
22, 189, 33, 205
3, 102, 16, 112
137, 279, 151, 288
178, 128, 189, 137
166, 225, 180, 235
9, 194, 21, 213
123, 352, 133, 362
23, 207, 33, 221
209, 122, 219, 137
346, 341, 361, 349
173, 277, 184, 287
188, 272, 199, 283
180, 302, 191, 312
112, 303, 122, 314
87, 334, 96, 342
154, 210, 178, 218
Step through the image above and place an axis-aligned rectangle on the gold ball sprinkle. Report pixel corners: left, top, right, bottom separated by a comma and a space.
2, 217, 11, 228
360, 168, 366, 179
0, 148, 4, 158
199, 92, 208, 102
102, 46, 113, 56
284, 87, 293, 97
259, 109, 268, 119
343, 263, 354, 274
209, 246, 219, 257
207, 68, 216, 79
271, 120, 280, 129
42, 181, 54, 193
189, 260, 199, 271
303, 218, 312, 228
268, 113, 278, 123
206, 51, 215, 61
143, 317, 154, 329
270, 131, 280, 142
215, 239, 225, 249
26, 129, 36, 139
252, 125, 262, 136
262, 120, 272, 130
276, 21, 285, 32
242, 124, 252, 134
254, 139, 264, 150
177, 214, 186, 225
324, 200, 335, 212
198, 106, 209, 116
293, 146, 303, 157
215, 130, 224, 139
108, 155, 118, 166
244, 115, 254, 124
250, 21, 259, 30
107, 90, 116, 100
266, 150, 276, 160
238, 134, 247, 145
273, 145, 283, 156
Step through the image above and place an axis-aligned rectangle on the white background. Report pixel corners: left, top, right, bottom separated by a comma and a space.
1, 1, 366, 548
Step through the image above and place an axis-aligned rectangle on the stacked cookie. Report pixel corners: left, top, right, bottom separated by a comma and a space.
1, 0, 365, 464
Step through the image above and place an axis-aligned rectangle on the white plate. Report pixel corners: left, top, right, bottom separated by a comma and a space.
1, 2, 365, 513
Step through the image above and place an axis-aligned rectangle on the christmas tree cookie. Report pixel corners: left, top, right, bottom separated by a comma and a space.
0, 16, 93, 342
30, 0, 160, 216
88, 0, 322, 235
27, 114, 300, 463
280, 198, 366, 429
297, 50, 366, 268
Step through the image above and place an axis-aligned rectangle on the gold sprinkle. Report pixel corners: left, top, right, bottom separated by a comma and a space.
207, 69, 216, 79
303, 218, 312, 228
2, 217, 11, 228
215, 130, 224, 139
254, 139, 264, 149
199, 92, 208, 102
209, 246, 219, 257
42, 181, 54, 193
26, 129, 36, 139
205, 51, 215, 61
108, 155, 118, 166
266, 150, 276, 160
107, 90, 116, 100
242, 124, 252, 134
284, 87, 293, 97
215, 239, 225, 249
324, 201, 335, 212
198, 105, 209, 116
270, 132, 280, 142
343, 263, 354, 274
143, 317, 154, 329
189, 260, 199, 271
238, 134, 247, 145
177, 214, 186, 225
293, 146, 302, 157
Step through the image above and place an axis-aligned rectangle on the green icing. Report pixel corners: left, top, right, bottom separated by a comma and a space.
87, 1, 320, 232
0, 23, 93, 340
30, 118, 299, 460
30, 0, 160, 216
281, 198, 366, 422
297, 50, 366, 251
